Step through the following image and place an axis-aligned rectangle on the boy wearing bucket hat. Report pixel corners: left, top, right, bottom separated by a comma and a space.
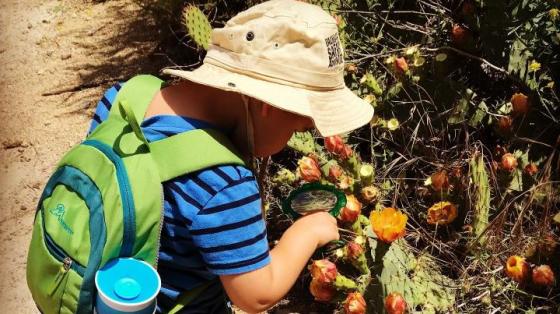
87, 0, 373, 312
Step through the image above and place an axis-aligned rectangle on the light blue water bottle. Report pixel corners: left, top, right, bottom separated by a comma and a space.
95, 258, 161, 314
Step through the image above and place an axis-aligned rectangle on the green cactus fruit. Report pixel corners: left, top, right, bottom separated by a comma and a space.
183, 5, 212, 50
361, 72, 383, 96
359, 163, 374, 186
272, 168, 296, 185
365, 227, 456, 313
333, 273, 357, 291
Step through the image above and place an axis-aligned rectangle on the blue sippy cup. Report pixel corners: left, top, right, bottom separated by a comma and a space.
95, 258, 161, 314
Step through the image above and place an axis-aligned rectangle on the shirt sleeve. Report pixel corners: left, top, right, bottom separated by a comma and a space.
189, 168, 271, 276
87, 82, 122, 135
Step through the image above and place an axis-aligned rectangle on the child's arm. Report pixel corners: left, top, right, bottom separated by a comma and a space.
220, 212, 339, 313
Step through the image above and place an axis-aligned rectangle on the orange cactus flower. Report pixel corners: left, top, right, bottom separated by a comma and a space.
501, 153, 518, 172
505, 255, 530, 283
339, 194, 362, 223
344, 292, 367, 314
524, 163, 538, 176
511, 93, 529, 116
309, 279, 336, 302
394, 57, 409, 75
431, 170, 450, 192
297, 156, 321, 182
309, 259, 338, 284
370, 207, 407, 243
427, 201, 458, 225
385, 292, 407, 314
532, 265, 555, 287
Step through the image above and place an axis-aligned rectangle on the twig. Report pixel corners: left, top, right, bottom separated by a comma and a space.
424, 46, 509, 75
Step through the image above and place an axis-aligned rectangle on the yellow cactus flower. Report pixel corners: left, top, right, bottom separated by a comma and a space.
370, 207, 407, 243
427, 201, 458, 225
529, 60, 541, 72
550, 8, 559, 21
387, 118, 400, 131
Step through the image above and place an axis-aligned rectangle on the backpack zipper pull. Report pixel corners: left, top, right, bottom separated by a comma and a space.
48, 257, 72, 296
63, 257, 73, 271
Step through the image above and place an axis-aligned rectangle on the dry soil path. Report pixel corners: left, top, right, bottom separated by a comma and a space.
0, 0, 166, 311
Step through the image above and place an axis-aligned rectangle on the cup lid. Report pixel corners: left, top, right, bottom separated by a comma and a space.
95, 258, 161, 305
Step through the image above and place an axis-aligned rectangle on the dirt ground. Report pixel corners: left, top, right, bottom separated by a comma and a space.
0, 0, 167, 312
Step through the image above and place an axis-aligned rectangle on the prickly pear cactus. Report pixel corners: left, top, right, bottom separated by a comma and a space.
287, 131, 318, 156
183, 5, 212, 50
365, 227, 456, 313
309, 0, 340, 13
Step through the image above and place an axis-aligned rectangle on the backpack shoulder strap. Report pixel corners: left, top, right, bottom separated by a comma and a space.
108, 74, 164, 125
148, 128, 246, 182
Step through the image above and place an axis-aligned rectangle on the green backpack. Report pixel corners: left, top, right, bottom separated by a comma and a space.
26, 75, 245, 314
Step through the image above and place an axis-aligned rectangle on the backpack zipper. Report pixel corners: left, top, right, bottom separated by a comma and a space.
42, 210, 86, 276
82, 140, 136, 257
154, 184, 165, 268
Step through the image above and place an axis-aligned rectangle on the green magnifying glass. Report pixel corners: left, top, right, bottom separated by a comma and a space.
282, 183, 347, 253
282, 182, 347, 219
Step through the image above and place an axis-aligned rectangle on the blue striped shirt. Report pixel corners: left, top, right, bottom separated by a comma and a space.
88, 84, 270, 313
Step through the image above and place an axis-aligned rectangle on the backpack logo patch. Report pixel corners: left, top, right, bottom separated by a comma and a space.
49, 204, 74, 235
325, 33, 343, 68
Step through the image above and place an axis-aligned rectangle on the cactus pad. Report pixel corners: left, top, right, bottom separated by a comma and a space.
183, 5, 212, 50
365, 227, 456, 313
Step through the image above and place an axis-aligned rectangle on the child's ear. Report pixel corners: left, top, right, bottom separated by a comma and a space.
261, 103, 270, 117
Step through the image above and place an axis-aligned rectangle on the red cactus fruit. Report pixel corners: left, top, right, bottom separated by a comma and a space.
344, 292, 366, 314
394, 57, 409, 75
511, 93, 530, 116
346, 241, 364, 260
328, 164, 344, 181
501, 153, 518, 172
431, 170, 450, 192
532, 265, 555, 287
309, 259, 338, 284
497, 116, 513, 134
309, 279, 336, 302
524, 163, 538, 176
325, 136, 353, 160
385, 292, 407, 314
297, 156, 321, 182
339, 194, 362, 223
451, 24, 470, 46
461, 1, 476, 16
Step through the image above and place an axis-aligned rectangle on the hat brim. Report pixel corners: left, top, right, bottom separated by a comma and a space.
162, 63, 373, 137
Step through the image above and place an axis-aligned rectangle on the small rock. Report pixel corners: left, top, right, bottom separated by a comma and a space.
20, 205, 26, 211
27, 23, 32, 29
42, 19, 49, 24
60, 53, 71, 60
46, 50, 53, 57
17, 147, 24, 153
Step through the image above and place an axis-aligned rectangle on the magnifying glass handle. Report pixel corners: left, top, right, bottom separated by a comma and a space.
319, 240, 346, 254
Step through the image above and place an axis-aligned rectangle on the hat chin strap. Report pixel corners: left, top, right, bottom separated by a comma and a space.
241, 94, 255, 160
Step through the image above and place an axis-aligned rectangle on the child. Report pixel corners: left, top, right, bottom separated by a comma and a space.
89, 0, 373, 312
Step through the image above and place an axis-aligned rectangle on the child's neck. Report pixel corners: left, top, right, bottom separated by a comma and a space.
144, 80, 252, 158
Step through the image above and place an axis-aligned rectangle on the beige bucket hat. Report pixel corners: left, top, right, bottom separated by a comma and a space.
163, 0, 373, 137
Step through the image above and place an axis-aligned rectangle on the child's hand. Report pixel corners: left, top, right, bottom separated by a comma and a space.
292, 211, 340, 249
